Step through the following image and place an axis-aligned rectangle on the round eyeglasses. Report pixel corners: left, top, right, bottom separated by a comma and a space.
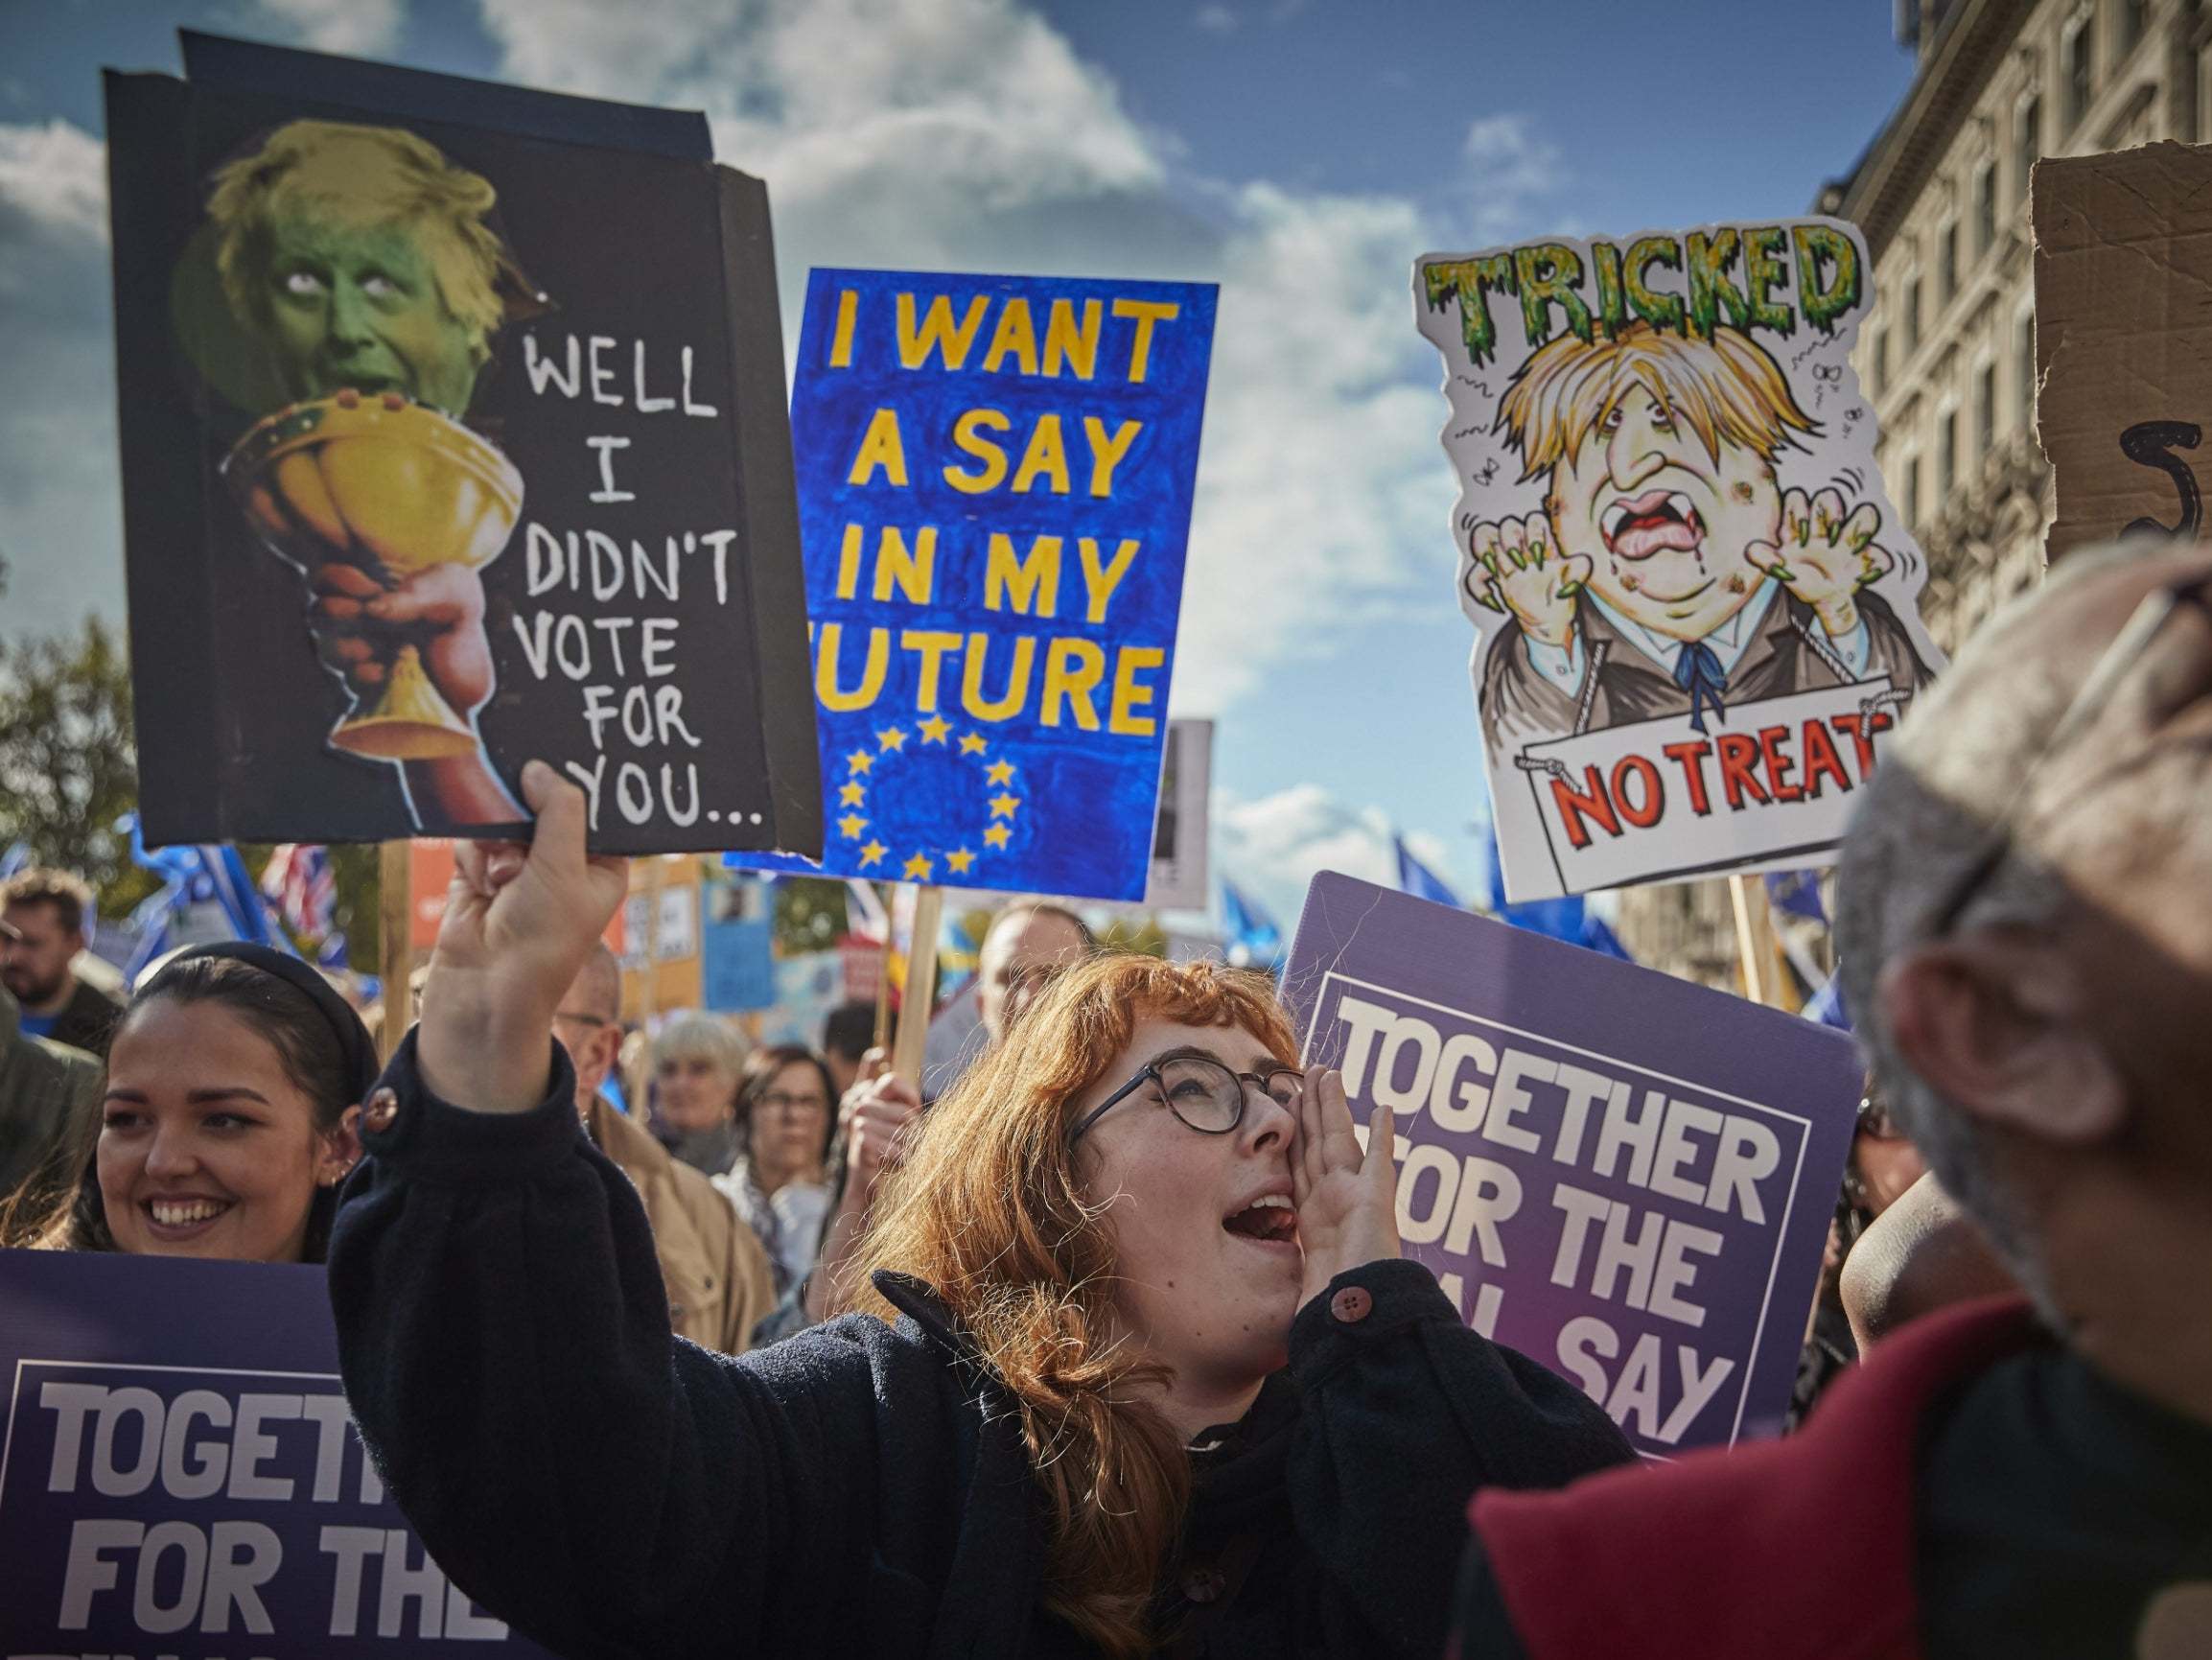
1066, 1054, 1303, 1144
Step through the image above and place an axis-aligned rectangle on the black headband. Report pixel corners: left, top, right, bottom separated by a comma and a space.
156, 942, 381, 1101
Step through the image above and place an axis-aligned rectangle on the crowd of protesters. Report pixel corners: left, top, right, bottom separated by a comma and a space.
0, 549, 2207, 1654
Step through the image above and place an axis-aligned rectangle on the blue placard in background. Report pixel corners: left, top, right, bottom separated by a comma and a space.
744, 269, 1217, 901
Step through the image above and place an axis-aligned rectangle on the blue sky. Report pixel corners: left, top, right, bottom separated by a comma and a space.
0, 0, 1918, 927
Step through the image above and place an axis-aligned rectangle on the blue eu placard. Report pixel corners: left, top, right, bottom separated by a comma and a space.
745, 269, 1218, 901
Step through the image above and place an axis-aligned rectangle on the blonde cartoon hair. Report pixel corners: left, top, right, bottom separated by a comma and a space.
207, 120, 511, 360
1496, 321, 1817, 483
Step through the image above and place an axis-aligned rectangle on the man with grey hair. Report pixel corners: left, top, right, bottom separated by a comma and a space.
1451, 546, 2212, 1660
551, 945, 775, 1356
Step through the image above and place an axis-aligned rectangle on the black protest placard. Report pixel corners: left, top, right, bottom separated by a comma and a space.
106, 33, 820, 855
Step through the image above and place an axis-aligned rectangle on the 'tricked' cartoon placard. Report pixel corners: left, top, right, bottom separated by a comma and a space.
1414, 221, 1943, 900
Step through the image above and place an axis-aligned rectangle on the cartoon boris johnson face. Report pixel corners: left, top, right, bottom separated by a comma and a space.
207, 120, 512, 417
1466, 321, 1931, 746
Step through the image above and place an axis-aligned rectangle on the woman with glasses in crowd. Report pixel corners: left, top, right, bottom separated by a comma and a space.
9, 943, 371, 1263
330, 768, 1631, 1660
712, 1043, 838, 1292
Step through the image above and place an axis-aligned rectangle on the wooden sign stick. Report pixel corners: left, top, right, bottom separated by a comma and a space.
1727, 874, 1766, 1007
890, 884, 944, 1087
375, 841, 411, 1066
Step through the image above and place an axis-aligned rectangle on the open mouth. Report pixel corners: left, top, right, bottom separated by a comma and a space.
143, 1197, 234, 1238
1222, 1193, 1299, 1249
1599, 489, 1706, 561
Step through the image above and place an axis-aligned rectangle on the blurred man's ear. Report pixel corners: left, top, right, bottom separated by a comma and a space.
1877, 929, 2127, 1147
591, 1021, 624, 1082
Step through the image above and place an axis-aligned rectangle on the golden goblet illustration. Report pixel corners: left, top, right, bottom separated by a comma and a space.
221, 391, 524, 760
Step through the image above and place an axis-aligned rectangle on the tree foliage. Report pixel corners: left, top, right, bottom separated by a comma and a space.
0, 616, 157, 922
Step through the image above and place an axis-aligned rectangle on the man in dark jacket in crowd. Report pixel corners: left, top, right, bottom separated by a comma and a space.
0, 954, 101, 1206
1455, 546, 2212, 1660
2, 868, 124, 1059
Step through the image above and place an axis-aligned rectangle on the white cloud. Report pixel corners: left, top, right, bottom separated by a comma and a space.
1215, 781, 1461, 926
1195, 4, 1237, 32
247, 0, 407, 57
1176, 181, 1453, 709
0, 120, 106, 246
0, 121, 120, 636
474, 0, 1452, 714
1461, 112, 1565, 244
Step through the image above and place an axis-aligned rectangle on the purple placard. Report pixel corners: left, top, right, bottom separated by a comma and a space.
1281, 872, 1857, 1457
0, 1250, 554, 1656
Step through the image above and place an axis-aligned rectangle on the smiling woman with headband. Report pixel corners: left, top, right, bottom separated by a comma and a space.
330, 764, 1631, 1660
6, 942, 373, 1264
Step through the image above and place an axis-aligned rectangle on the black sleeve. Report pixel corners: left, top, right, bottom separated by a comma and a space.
327, 1033, 888, 1660
1286, 1259, 1633, 1659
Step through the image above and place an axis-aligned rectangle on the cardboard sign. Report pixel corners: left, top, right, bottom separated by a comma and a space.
742, 269, 1218, 901
1413, 220, 1943, 900
1145, 716, 1213, 911
2034, 142, 2212, 560
107, 34, 819, 855
0, 1250, 555, 1655
1281, 872, 1856, 1456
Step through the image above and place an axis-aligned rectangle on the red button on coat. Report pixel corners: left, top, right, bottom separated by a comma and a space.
1330, 1286, 1373, 1323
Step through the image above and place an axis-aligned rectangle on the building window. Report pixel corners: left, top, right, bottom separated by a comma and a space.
1940, 222, 1959, 305
1939, 409, 1957, 498
1905, 278, 1921, 356
1872, 329, 1889, 396
2017, 94, 2042, 199
1977, 361, 1996, 457
1905, 454, 1922, 530
2065, 21, 2093, 131
1976, 161, 1997, 255
2016, 312, 2037, 430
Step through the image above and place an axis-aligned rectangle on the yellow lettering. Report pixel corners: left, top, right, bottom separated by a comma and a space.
873, 526, 937, 605
835, 523, 864, 600
1044, 297, 1103, 380
984, 532, 1062, 617
1041, 638, 1106, 729
1083, 417, 1142, 498
896, 292, 991, 370
847, 407, 908, 487
1077, 537, 1140, 624
961, 632, 1036, 722
899, 630, 964, 710
1108, 645, 1165, 736
829, 288, 859, 368
815, 623, 888, 712
981, 297, 1039, 375
943, 409, 1012, 493
1111, 297, 1180, 384
1012, 414, 1071, 495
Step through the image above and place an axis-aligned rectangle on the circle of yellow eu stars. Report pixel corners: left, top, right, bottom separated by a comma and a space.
835, 712, 1020, 882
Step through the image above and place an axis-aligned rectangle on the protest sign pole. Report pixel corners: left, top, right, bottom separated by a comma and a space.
376, 841, 411, 1065
890, 885, 943, 1086
1727, 875, 1767, 1006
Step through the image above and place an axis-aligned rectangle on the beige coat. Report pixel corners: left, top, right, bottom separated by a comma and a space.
585, 1095, 778, 1356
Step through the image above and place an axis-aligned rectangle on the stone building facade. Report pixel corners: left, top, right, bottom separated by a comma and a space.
1616, 0, 2211, 987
